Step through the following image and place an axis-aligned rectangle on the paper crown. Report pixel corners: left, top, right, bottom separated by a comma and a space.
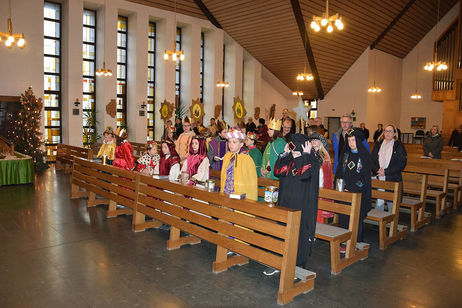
268, 118, 282, 131
104, 126, 114, 135
225, 128, 246, 140
146, 141, 158, 149
246, 132, 258, 141
114, 127, 126, 137
166, 126, 176, 133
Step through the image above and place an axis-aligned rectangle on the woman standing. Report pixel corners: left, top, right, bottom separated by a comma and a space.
335, 129, 372, 243
261, 119, 286, 180
370, 124, 407, 212
309, 132, 334, 222
423, 125, 443, 159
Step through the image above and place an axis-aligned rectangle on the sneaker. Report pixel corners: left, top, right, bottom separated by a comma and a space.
263, 267, 280, 276
227, 251, 236, 257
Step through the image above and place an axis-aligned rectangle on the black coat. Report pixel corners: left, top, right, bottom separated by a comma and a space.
370, 139, 407, 182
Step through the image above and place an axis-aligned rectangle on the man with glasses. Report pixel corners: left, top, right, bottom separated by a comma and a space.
175, 117, 196, 162
332, 114, 370, 174
280, 108, 296, 135
282, 119, 293, 143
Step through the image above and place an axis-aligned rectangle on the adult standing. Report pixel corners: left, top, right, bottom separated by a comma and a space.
359, 123, 370, 141
423, 125, 443, 159
174, 117, 183, 138
373, 124, 383, 143
282, 118, 293, 143
257, 118, 269, 144
449, 125, 462, 150
370, 124, 407, 212
332, 114, 370, 174
280, 108, 296, 135
245, 117, 257, 134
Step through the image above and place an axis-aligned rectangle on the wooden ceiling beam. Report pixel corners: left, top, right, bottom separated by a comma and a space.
290, 0, 324, 99
193, 0, 222, 28
370, 0, 417, 50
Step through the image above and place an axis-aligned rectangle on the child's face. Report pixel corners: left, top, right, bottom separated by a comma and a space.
191, 139, 199, 152
148, 146, 158, 156
268, 129, 274, 138
167, 131, 174, 139
103, 133, 110, 143
228, 138, 243, 153
161, 143, 169, 155
348, 136, 357, 151
244, 138, 253, 147
311, 139, 321, 150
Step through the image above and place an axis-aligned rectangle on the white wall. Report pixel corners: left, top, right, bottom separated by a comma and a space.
0, 0, 292, 147
399, 2, 460, 133
318, 49, 369, 127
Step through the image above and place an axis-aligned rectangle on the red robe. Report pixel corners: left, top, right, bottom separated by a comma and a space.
316, 159, 334, 222
159, 154, 180, 176
113, 141, 135, 170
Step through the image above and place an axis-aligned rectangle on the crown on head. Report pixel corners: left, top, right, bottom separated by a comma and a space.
268, 118, 282, 131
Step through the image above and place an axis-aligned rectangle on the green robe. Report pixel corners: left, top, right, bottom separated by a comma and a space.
261, 137, 286, 180
247, 147, 263, 177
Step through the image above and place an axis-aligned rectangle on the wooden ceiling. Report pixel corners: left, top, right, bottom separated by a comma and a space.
128, 0, 459, 99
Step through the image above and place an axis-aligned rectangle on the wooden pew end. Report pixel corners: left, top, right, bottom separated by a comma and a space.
277, 270, 316, 305
213, 255, 249, 273
356, 242, 370, 261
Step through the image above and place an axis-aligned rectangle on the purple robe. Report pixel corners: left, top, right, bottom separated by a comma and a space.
208, 137, 227, 170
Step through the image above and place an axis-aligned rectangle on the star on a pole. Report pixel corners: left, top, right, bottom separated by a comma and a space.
293, 97, 309, 122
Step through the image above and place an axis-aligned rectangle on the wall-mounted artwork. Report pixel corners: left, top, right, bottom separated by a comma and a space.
411, 117, 426, 129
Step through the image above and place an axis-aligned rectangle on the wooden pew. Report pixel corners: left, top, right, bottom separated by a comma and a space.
405, 159, 454, 218
56, 144, 93, 173
71, 157, 137, 218
131, 142, 147, 158
210, 169, 370, 275
401, 172, 431, 232
133, 174, 316, 305
365, 180, 407, 250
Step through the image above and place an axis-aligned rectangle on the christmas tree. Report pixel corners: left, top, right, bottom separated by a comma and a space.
10, 87, 48, 171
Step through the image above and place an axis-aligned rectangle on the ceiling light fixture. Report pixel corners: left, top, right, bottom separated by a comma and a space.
368, 48, 382, 94
411, 45, 422, 100
292, 91, 303, 96
163, 0, 185, 62
216, 81, 229, 88
96, 61, 113, 77
424, 0, 447, 72
310, 0, 343, 33
95, 0, 112, 77
0, 0, 26, 48
296, 73, 314, 81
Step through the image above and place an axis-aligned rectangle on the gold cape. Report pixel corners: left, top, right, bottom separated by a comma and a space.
220, 152, 258, 201
97, 143, 116, 160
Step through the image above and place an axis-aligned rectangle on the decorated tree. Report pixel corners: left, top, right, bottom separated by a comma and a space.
10, 87, 48, 171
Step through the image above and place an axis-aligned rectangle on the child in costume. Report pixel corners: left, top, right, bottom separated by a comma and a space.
207, 120, 228, 170
136, 141, 160, 175
244, 132, 262, 177
159, 140, 181, 182
220, 129, 257, 201
261, 118, 286, 179
309, 132, 334, 223
175, 116, 196, 162
112, 128, 135, 170
335, 128, 372, 243
97, 126, 116, 164
263, 134, 320, 275
181, 136, 210, 182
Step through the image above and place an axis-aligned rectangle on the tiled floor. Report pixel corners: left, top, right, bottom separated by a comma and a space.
1, 167, 462, 307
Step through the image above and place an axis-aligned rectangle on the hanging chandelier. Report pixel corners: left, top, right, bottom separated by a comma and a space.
310, 0, 344, 33
411, 46, 422, 100
0, 0, 26, 48
292, 91, 303, 96
163, 0, 185, 62
296, 73, 313, 81
368, 48, 382, 94
96, 0, 112, 77
216, 81, 229, 88
424, 0, 447, 72
410, 93, 422, 100
96, 61, 113, 77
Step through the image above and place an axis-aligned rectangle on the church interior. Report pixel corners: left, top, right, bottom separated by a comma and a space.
1, 0, 462, 306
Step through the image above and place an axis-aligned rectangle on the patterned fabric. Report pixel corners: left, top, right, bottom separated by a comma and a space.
223, 154, 236, 194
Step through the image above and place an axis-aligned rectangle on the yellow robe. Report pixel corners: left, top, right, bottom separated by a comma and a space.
220, 152, 258, 201
97, 143, 116, 160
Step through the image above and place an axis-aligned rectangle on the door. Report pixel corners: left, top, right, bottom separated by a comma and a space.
327, 117, 340, 141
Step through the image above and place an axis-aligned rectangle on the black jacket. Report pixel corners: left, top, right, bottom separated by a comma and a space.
370, 139, 407, 182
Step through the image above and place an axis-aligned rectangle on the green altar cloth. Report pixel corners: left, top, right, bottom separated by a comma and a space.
0, 153, 34, 186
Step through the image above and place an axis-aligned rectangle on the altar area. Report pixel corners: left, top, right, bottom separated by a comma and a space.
0, 137, 34, 186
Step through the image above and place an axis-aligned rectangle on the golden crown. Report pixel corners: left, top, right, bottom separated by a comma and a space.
268, 118, 282, 131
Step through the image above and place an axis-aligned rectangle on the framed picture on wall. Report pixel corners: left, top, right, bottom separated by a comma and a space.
411, 117, 426, 129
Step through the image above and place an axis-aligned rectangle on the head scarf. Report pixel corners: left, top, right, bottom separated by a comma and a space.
186, 137, 207, 177
160, 140, 179, 159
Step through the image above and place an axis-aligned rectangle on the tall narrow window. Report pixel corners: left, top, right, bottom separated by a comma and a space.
200, 32, 205, 102
83, 9, 96, 147
147, 22, 156, 141
117, 16, 128, 128
175, 27, 182, 108
44, 2, 62, 161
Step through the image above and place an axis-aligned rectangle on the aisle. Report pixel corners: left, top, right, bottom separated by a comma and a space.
0, 167, 462, 307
